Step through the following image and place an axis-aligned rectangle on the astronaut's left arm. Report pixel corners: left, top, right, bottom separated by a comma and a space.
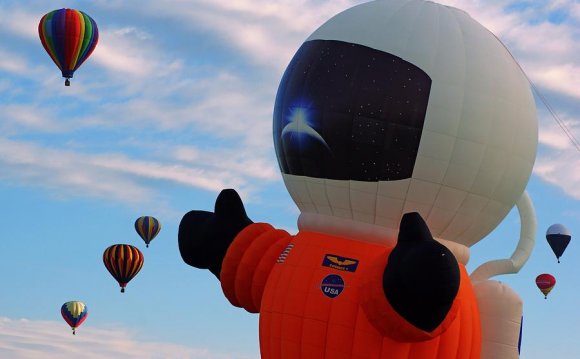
360, 213, 462, 342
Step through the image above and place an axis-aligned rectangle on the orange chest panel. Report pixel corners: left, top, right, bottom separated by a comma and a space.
258, 232, 481, 359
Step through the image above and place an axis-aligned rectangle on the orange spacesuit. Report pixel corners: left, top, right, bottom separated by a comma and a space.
216, 221, 482, 359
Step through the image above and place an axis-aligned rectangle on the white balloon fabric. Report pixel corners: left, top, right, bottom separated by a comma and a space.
278, 0, 538, 252
546, 223, 571, 236
473, 280, 524, 358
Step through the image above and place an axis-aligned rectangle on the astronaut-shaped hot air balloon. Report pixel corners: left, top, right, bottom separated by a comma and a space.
179, 1, 538, 358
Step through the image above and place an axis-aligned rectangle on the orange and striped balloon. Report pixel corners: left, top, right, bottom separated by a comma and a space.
103, 244, 144, 293
135, 216, 161, 248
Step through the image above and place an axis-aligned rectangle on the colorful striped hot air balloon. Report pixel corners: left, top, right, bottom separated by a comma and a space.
535, 273, 556, 299
135, 216, 161, 248
103, 244, 144, 293
38, 8, 99, 86
61, 301, 88, 335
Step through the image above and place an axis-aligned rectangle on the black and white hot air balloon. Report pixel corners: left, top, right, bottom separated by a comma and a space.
546, 224, 571, 263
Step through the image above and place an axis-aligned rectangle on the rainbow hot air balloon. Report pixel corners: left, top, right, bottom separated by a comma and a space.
103, 244, 144, 293
38, 8, 99, 86
61, 301, 88, 335
135, 216, 161, 248
535, 273, 556, 299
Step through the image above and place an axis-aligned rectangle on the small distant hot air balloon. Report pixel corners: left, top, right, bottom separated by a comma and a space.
546, 224, 571, 263
103, 244, 144, 293
535, 274, 556, 299
61, 301, 88, 335
135, 216, 161, 248
38, 8, 99, 86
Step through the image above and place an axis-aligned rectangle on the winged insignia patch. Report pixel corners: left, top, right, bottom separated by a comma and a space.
322, 254, 359, 272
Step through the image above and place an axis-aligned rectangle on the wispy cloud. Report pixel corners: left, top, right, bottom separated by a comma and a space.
0, 7, 40, 40
172, 145, 279, 182
538, 114, 579, 150
0, 317, 257, 359
535, 116, 580, 199
534, 151, 580, 199
90, 153, 238, 191
0, 104, 65, 134
572, 2, 580, 20
74, 69, 276, 151
0, 138, 155, 202
122, 0, 358, 70
0, 48, 31, 76
527, 63, 580, 99
0, 138, 278, 205
91, 27, 162, 78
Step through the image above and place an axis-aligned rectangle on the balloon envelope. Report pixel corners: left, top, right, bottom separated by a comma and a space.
546, 224, 571, 263
61, 301, 88, 334
135, 216, 161, 247
103, 244, 144, 292
38, 8, 99, 85
535, 273, 556, 299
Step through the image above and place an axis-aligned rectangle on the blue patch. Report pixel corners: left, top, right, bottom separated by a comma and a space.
321, 274, 344, 298
322, 254, 359, 272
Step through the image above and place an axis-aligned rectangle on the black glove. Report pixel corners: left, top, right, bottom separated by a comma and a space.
178, 189, 253, 278
383, 212, 460, 332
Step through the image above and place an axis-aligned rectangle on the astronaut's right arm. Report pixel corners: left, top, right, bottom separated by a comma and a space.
178, 188, 292, 313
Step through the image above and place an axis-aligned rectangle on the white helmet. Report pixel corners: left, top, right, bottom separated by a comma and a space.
273, 0, 537, 249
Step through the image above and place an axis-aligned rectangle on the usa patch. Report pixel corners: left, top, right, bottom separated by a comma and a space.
321, 274, 344, 298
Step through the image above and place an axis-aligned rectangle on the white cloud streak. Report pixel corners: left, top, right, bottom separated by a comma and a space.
0, 317, 257, 359
126, 0, 358, 71
172, 145, 279, 182
528, 63, 580, 99
539, 129, 575, 152
74, 69, 276, 152
534, 151, 580, 199
0, 48, 31, 76
535, 116, 580, 199
0, 138, 278, 205
0, 104, 65, 134
0, 7, 40, 40
91, 27, 160, 78
0, 138, 155, 203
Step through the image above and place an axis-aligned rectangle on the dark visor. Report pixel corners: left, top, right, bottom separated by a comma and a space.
273, 39, 432, 182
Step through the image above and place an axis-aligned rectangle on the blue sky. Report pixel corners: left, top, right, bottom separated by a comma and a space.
0, 0, 579, 358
